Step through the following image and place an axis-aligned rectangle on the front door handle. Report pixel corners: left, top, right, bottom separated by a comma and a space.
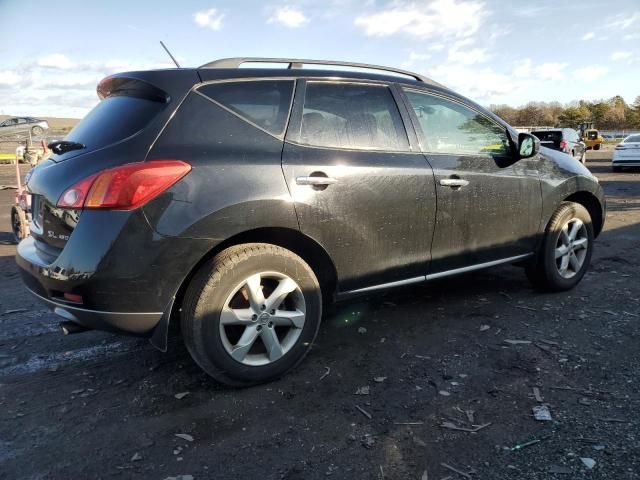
439, 178, 469, 188
296, 176, 338, 186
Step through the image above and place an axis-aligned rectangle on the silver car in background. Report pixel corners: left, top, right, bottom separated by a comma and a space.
0, 117, 49, 137
612, 134, 640, 171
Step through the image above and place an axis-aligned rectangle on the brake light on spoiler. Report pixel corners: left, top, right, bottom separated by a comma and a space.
57, 160, 191, 210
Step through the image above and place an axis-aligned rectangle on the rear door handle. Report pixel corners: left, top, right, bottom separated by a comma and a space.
296, 176, 338, 186
439, 178, 469, 188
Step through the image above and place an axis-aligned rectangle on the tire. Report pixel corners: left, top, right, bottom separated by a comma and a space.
31, 126, 43, 136
525, 202, 594, 292
181, 243, 322, 386
11, 206, 28, 243
594, 144, 601, 151
612, 166, 622, 172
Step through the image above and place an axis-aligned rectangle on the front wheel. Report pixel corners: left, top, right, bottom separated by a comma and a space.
181, 243, 322, 386
593, 144, 601, 151
31, 126, 43, 136
526, 202, 594, 291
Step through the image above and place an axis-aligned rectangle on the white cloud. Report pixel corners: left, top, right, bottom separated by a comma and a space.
581, 32, 595, 40
193, 8, 224, 31
0, 70, 21, 87
512, 59, 566, 81
267, 6, 309, 28
535, 62, 568, 81
448, 47, 490, 65
624, 33, 640, 40
355, 0, 487, 39
512, 58, 532, 78
37, 54, 75, 70
426, 63, 517, 100
574, 65, 609, 81
606, 11, 640, 30
611, 51, 632, 61
1, 55, 176, 117
514, 6, 543, 17
401, 51, 431, 68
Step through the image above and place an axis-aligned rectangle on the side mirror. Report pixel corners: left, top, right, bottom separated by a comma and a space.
517, 132, 540, 159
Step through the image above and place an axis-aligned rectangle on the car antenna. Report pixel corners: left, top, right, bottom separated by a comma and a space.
159, 41, 181, 68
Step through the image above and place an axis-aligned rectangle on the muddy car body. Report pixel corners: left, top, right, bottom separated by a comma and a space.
17, 58, 605, 385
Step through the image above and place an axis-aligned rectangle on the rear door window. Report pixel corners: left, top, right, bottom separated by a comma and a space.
198, 80, 294, 136
298, 82, 409, 151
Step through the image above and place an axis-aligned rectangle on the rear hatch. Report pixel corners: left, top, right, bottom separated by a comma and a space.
26, 70, 200, 256
616, 138, 640, 158
532, 130, 562, 150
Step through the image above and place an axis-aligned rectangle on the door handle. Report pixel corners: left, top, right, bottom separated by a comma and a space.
439, 178, 469, 188
296, 176, 338, 186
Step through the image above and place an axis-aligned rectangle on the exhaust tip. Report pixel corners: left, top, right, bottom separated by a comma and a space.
60, 320, 90, 335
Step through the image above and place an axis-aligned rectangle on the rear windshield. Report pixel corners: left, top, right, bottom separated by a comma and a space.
587, 131, 598, 140
61, 96, 165, 156
532, 130, 562, 143
624, 134, 640, 143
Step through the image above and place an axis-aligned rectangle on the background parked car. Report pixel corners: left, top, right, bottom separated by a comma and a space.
0, 117, 49, 137
612, 134, 640, 172
531, 128, 586, 163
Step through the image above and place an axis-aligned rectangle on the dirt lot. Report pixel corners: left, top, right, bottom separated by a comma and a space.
1, 148, 638, 480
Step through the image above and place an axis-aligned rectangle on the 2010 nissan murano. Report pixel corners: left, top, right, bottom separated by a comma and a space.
17, 58, 605, 385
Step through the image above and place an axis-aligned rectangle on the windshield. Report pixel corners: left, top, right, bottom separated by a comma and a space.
624, 134, 640, 143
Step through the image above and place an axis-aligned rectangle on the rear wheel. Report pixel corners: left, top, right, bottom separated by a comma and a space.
594, 144, 601, 151
526, 202, 593, 291
181, 243, 322, 386
31, 126, 43, 136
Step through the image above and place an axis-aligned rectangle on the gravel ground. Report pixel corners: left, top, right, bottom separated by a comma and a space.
0, 148, 639, 480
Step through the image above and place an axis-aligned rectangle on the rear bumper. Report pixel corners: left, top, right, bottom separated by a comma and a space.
24, 283, 163, 335
612, 158, 640, 167
15, 208, 215, 336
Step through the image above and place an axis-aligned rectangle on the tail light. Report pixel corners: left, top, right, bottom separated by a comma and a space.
57, 160, 191, 210
559, 140, 568, 151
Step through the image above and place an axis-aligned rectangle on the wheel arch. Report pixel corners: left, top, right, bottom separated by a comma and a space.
168, 227, 338, 327
564, 191, 604, 237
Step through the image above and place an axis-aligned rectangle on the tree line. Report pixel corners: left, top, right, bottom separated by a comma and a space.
490, 96, 640, 130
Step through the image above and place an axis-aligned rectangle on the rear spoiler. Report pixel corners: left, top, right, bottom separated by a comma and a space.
96, 70, 201, 103
97, 76, 169, 102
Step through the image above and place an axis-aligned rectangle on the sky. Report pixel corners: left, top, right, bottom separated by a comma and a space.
1, 0, 639, 118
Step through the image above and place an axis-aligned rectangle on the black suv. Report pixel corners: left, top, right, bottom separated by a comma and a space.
17, 58, 605, 385
531, 128, 586, 164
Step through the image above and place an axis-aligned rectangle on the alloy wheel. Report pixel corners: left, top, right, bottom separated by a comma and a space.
555, 218, 589, 279
219, 272, 306, 366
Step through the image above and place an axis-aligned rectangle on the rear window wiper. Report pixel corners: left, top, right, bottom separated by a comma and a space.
48, 140, 86, 154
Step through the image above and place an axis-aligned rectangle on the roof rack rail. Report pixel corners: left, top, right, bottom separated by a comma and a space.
198, 57, 442, 87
